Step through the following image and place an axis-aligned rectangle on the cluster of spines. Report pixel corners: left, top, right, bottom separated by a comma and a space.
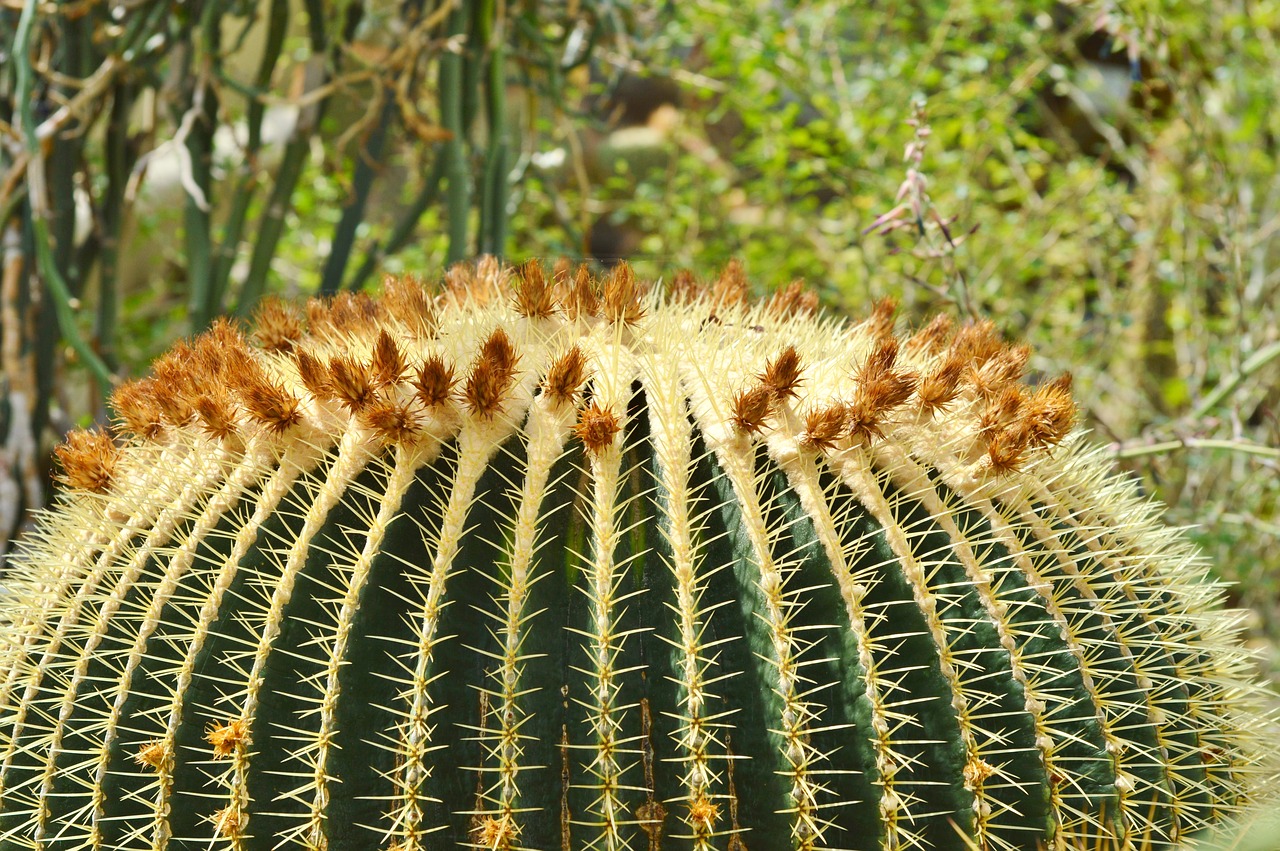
720, 305, 1077, 482
6, 256, 1269, 851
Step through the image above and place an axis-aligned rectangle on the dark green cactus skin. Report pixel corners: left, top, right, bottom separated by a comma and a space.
0, 262, 1268, 851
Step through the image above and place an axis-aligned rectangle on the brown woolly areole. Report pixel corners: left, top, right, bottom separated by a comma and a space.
66, 257, 1078, 485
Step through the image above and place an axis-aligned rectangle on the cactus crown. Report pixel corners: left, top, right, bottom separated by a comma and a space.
2, 258, 1273, 851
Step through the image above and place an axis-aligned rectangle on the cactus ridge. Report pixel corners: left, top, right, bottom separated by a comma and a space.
1, 258, 1274, 850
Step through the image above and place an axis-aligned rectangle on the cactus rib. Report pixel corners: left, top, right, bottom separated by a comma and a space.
1, 259, 1274, 851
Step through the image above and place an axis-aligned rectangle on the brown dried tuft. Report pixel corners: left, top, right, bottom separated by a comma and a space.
476, 255, 510, 293
383, 273, 436, 337
444, 262, 478, 301
562, 264, 600, 320
711, 259, 749, 308
206, 718, 249, 759
305, 298, 332, 336
669, 268, 703, 304
445, 257, 507, 306
969, 342, 1030, 399
414, 355, 457, 408
847, 338, 918, 443
800, 404, 847, 452
514, 259, 556, 319
371, 329, 407, 387
760, 346, 803, 402
360, 396, 425, 444
543, 346, 589, 405
858, 338, 919, 410
986, 425, 1030, 476
310, 291, 382, 339
978, 386, 1025, 440
575, 402, 621, 454
326, 355, 377, 413
464, 362, 512, 418
950, 319, 1003, 367
765, 279, 819, 318
844, 399, 886, 444
602, 262, 645, 325
54, 429, 117, 493
478, 327, 518, 374
464, 328, 520, 418
197, 318, 249, 378
231, 363, 304, 434
294, 350, 331, 400
111, 378, 166, 440
133, 740, 167, 771
863, 336, 900, 374
551, 256, 572, 289
331, 291, 383, 334
1021, 372, 1076, 448
917, 356, 965, 415
251, 297, 304, 353
193, 390, 240, 442
866, 296, 899, 339
731, 385, 773, 435
905, 314, 954, 355
150, 342, 200, 426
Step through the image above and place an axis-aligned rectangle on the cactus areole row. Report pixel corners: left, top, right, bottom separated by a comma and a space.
1, 259, 1270, 851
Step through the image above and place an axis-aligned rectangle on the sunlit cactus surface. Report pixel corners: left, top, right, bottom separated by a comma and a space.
1, 259, 1272, 851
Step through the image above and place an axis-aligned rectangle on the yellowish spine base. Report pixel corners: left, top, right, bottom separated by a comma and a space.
90, 436, 277, 847
151, 439, 326, 851
220, 425, 378, 849
33, 439, 231, 849
639, 346, 724, 850
389, 415, 520, 850
576, 338, 636, 851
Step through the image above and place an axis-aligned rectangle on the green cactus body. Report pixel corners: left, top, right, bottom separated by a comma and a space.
0, 259, 1270, 850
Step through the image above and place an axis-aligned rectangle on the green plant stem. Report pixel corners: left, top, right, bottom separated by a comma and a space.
12, 0, 113, 390
478, 1, 509, 257
1112, 437, 1280, 461
211, 0, 289, 310
96, 81, 135, 376
319, 89, 396, 296
235, 135, 310, 318
182, 98, 215, 331
236, 0, 337, 318
441, 4, 470, 264
461, 4, 485, 134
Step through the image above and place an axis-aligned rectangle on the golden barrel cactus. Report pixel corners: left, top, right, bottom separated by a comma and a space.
0, 259, 1271, 850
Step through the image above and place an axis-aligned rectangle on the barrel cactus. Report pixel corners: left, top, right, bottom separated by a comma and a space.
0, 258, 1271, 851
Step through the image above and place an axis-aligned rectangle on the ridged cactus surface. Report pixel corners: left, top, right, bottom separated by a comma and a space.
1, 259, 1271, 851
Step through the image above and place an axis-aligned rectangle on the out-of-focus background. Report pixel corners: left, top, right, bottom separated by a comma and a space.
2, 1, 1277, 681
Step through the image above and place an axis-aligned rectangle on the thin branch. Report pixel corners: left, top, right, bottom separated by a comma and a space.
172, 77, 213, 214
1193, 340, 1280, 419
1110, 436, 1280, 462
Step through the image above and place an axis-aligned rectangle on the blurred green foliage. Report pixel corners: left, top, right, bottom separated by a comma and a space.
4, 0, 1279, 680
